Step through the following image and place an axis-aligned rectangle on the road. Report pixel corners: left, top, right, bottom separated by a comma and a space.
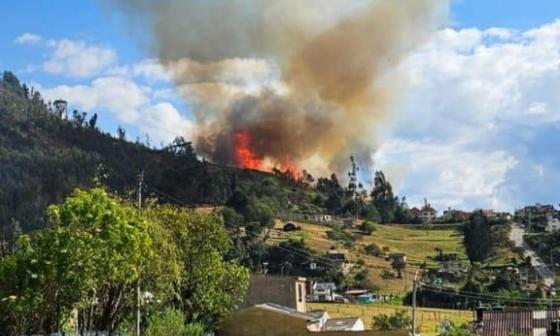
509, 222, 555, 288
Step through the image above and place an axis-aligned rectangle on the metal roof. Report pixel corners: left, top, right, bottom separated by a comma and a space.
255, 303, 319, 321
482, 310, 560, 336
323, 317, 362, 331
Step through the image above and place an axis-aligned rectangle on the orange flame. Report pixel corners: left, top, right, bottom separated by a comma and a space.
235, 131, 263, 170
234, 131, 303, 179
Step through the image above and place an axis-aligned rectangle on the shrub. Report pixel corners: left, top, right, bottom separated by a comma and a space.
372, 310, 411, 330
145, 308, 186, 336
359, 221, 377, 235
364, 243, 382, 256
185, 321, 206, 336
326, 229, 355, 247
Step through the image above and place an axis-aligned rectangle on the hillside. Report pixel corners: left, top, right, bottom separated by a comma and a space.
271, 221, 468, 293
0, 71, 320, 234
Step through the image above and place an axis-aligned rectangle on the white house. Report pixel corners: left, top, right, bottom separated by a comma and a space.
311, 282, 337, 302
546, 214, 560, 232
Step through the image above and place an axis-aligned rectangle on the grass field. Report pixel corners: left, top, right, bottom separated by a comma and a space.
308, 303, 472, 336
271, 220, 468, 293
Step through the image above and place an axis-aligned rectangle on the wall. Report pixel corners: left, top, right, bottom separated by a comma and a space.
242, 275, 307, 312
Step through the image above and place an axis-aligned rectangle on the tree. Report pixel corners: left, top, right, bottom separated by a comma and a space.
463, 211, 492, 262
88, 113, 98, 129
372, 310, 411, 330
358, 221, 377, 235
117, 125, 126, 140
149, 206, 249, 328
0, 188, 152, 334
364, 243, 382, 256
439, 323, 474, 336
391, 258, 406, 278
370, 171, 396, 224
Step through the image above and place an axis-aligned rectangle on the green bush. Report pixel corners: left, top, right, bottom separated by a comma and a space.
372, 310, 411, 330
359, 221, 377, 235
145, 308, 186, 336
185, 321, 206, 336
364, 243, 382, 256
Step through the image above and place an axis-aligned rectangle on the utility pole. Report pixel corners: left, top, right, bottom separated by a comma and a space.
136, 171, 143, 336
412, 270, 419, 336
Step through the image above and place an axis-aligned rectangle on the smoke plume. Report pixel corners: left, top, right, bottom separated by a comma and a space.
107, 0, 448, 175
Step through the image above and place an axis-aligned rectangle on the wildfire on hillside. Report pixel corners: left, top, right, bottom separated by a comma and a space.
110, 0, 448, 176
234, 130, 301, 178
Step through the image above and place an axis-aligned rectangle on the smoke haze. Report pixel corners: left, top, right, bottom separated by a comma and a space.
106, 0, 448, 175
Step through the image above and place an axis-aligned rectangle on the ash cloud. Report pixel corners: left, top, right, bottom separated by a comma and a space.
106, 0, 448, 175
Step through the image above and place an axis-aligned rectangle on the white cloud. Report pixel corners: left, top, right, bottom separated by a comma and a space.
39, 76, 146, 122
379, 19, 560, 210
141, 103, 193, 143
373, 139, 518, 211
37, 76, 192, 143
14, 33, 42, 45
43, 39, 117, 78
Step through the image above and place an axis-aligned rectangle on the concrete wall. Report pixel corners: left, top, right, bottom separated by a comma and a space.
242, 275, 307, 312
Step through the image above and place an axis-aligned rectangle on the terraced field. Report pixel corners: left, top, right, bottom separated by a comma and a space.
271, 220, 468, 293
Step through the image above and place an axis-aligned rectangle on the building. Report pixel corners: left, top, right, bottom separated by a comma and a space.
324, 317, 365, 332
388, 253, 407, 264
327, 250, 347, 264
218, 303, 399, 336
515, 203, 557, 230
439, 253, 462, 276
442, 208, 472, 221
420, 198, 438, 222
410, 207, 421, 220
476, 309, 560, 336
310, 282, 337, 302
546, 214, 560, 232
313, 214, 333, 223
242, 275, 307, 312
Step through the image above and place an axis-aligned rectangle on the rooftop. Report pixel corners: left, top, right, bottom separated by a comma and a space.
323, 317, 362, 331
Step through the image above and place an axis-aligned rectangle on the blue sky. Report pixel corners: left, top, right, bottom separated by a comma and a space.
2, 0, 560, 211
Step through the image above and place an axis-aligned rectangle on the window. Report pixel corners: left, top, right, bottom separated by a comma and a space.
298, 283, 303, 303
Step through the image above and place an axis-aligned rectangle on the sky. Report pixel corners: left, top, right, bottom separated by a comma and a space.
1, 0, 560, 212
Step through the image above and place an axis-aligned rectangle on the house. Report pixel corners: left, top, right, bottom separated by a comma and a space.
324, 317, 365, 332
475, 309, 560, 336
313, 214, 333, 223
410, 207, 421, 220
420, 198, 438, 222
546, 214, 560, 232
515, 203, 557, 229
218, 303, 397, 336
327, 250, 347, 264
311, 282, 337, 302
442, 208, 471, 221
481, 209, 498, 220
242, 275, 307, 312
345, 289, 369, 301
356, 293, 378, 304
439, 254, 462, 276
388, 253, 407, 264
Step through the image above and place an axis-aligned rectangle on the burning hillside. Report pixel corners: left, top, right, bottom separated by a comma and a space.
108, 0, 448, 175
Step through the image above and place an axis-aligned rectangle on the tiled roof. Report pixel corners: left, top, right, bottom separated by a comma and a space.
482, 310, 560, 336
